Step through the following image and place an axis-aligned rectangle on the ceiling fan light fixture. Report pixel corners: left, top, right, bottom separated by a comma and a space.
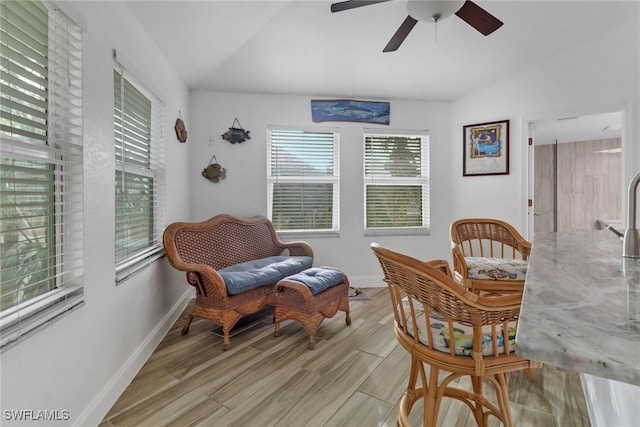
330, 0, 503, 52
407, 0, 465, 22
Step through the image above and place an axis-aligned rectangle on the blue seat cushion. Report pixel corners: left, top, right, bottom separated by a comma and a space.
284, 268, 344, 295
219, 256, 313, 295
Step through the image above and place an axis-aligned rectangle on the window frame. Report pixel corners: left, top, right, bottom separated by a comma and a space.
266, 126, 340, 236
0, 0, 84, 349
113, 64, 166, 283
363, 129, 430, 237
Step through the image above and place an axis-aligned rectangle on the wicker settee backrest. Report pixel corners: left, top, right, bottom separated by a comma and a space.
165, 215, 285, 271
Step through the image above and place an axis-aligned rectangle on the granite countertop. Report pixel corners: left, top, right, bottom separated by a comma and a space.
515, 230, 640, 386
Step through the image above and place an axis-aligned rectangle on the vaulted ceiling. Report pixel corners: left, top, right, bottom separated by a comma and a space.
125, 1, 639, 102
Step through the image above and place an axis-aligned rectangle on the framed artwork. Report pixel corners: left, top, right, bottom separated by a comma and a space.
311, 99, 390, 125
463, 119, 509, 176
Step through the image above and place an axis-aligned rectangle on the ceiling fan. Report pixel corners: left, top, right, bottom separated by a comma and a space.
330, 0, 503, 52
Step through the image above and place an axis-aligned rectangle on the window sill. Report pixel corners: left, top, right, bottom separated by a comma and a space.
1, 286, 84, 351
364, 227, 430, 237
116, 248, 165, 284
277, 230, 340, 239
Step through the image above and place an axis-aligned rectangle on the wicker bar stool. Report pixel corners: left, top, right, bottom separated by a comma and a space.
371, 243, 541, 427
450, 218, 531, 294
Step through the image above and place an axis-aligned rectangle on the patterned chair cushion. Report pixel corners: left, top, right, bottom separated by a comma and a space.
465, 257, 527, 281
402, 297, 516, 356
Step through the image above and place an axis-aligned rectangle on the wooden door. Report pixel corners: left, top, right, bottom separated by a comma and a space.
533, 143, 556, 235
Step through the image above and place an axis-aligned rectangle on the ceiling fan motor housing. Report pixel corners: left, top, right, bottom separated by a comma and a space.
407, 0, 465, 22
330, 0, 503, 52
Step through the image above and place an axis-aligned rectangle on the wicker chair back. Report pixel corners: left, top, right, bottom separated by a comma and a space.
450, 218, 531, 294
370, 243, 540, 427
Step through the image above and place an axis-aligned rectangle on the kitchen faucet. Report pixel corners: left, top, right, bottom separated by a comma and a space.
622, 170, 640, 258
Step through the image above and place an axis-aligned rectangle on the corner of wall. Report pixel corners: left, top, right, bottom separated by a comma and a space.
75, 288, 193, 426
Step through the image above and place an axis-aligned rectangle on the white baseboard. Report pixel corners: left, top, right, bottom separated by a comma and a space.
347, 274, 385, 288
75, 288, 193, 427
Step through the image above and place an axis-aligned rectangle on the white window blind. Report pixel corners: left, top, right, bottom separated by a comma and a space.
364, 131, 429, 234
0, 0, 84, 348
114, 65, 165, 282
267, 128, 339, 234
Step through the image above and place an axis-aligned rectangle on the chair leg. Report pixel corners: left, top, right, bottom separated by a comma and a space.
423, 366, 440, 427
398, 356, 421, 426
274, 320, 281, 337
181, 315, 194, 335
494, 372, 515, 427
273, 307, 282, 338
471, 376, 487, 427
222, 328, 231, 351
340, 295, 351, 326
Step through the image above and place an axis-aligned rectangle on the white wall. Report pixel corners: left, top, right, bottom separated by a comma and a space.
0, 2, 192, 426
189, 92, 454, 284
188, 13, 640, 286
450, 18, 640, 235
1, 3, 638, 426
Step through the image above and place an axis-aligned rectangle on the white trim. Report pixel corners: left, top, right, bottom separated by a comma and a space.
267, 124, 340, 134
277, 230, 340, 239
75, 287, 194, 427
347, 274, 386, 288
363, 131, 430, 233
0, 1, 84, 348
113, 66, 166, 276
364, 227, 430, 237
1, 288, 75, 327
363, 128, 429, 137
115, 249, 165, 283
112, 49, 165, 106
115, 247, 163, 273
266, 127, 340, 234
0, 287, 84, 351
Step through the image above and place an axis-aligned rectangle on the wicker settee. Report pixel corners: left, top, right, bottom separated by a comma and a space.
163, 214, 314, 350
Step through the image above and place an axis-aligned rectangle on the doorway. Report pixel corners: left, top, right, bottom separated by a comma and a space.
531, 111, 622, 236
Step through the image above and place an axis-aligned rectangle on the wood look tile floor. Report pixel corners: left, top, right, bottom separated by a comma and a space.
100, 288, 590, 427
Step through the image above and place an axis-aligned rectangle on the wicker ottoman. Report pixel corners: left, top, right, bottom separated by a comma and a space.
271, 267, 351, 349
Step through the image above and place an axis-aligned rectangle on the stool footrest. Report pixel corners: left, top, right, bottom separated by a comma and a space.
271, 268, 351, 349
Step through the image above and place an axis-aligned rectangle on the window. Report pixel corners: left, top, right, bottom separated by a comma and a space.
0, 0, 83, 347
267, 128, 339, 234
114, 65, 165, 282
364, 131, 430, 235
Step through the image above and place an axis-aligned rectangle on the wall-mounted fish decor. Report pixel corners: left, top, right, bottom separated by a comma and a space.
174, 117, 187, 143
202, 155, 226, 183
222, 118, 250, 144
311, 99, 390, 125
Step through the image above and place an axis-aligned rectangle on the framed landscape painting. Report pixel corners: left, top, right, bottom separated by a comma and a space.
463, 119, 509, 176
